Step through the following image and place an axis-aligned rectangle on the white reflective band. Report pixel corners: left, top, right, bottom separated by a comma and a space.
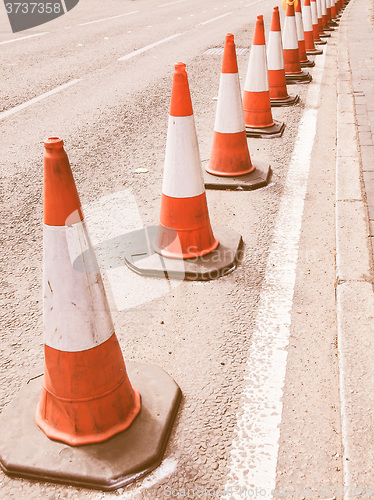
295, 12, 305, 41
282, 15, 298, 50
317, 0, 322, 17
214, 73, 245, 134
311, 1, 318, 24
43, 221, 114, 352
162, 115, 205, 198
244, 44, 269, 92
302, 5, 313, 30
267, 31, 285, 70
322, 0, 327, 16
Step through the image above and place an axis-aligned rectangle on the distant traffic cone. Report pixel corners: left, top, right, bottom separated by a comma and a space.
283, 2, 312, 83
0, 137, 182, 490
321, 0, 334, 29
311, 0, 327, 44
294, 0, 315, 67
267, 7, 300, 105
303, 0, 324, 54
317, 0, 331, 37
124, 62, 242, 280
243, 15, 285, 137
204, 34, 271, 190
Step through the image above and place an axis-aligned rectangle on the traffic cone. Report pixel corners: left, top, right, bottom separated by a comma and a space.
204, 34, 272, 190
321, 0, 334, 30
283, 2, 312, 84
124, 63, 243, 280
317, 0, 331, 37
330, 0, 339, 23
303, 0, 324, 55
243, 15, 285, 137
267, 7, 300, 105
36, 137, 141, 446
311, 0, 327, 44
0, 138, 181, 490
294, 0, 315, 67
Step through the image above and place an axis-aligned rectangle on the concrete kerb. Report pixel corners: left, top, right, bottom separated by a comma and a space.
336, 0, 374, 490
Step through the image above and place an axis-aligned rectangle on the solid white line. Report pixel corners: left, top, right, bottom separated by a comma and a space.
225, 52, 326, 498
245, 0, 263, 6
158, 0, 186, 7
0, 32, 49, 45
78, 11, 139, 27
118, 33, 181, 61
0, 79, 81, 121
198, 12, 232, 25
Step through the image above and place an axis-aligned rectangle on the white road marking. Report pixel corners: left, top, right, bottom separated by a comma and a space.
198, 12, 232, 25
225, 51, 326, 498
0, 32, 49, 45
0, 79, 81, 121
118, 33, 182, 61
78, 11, 139, 27
245, 0, 263, 6
158, 0, 187, 7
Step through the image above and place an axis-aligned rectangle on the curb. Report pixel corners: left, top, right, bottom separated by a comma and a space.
336, 0, 374, 490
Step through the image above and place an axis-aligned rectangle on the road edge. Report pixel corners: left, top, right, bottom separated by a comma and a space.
336, 0, 374, 492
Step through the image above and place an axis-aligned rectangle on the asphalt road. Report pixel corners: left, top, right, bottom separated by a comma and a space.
0, 0, 345, 499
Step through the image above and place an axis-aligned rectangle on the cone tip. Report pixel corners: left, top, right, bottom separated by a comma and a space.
226, 32, 234, 41
257, 14, 264, 23
174, 62, 186, 73
44, 137, 64, 149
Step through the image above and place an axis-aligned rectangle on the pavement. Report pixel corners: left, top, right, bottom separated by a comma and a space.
335, 0, 374, 493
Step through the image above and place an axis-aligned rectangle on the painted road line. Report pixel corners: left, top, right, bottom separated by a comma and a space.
0, 32, 49, 45
245, 0, 264, 6
225, 51, 327, 498
78, 11, 139, 27
0, 79, 81, 121
198, 12, 232, 25
158, 0, 187, 7
118, 33, 182, 61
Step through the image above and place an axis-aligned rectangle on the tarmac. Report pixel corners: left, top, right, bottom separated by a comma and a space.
335, 0, 374, 492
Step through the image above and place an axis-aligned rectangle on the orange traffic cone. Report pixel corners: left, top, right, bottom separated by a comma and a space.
317, 0, 331, 37
0, 138, 181, 490
153, 63, 218, 259
36, 137, 141, 446
243, 15, 285, 137
283, 1, 312, 83
330, 0, 339, 23
294, 0, 315, 67
311, 0, 327, 44
124, 62, 242, 280
303, 0, 324, 55
321, 0, 333, 30
267, 7, 300, 105
204, 34, 271, 190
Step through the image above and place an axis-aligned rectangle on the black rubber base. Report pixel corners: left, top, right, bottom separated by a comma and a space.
315, 39, 327, 45
270, 94, 300, 107
300, 59, 315, 68
0, 363, 181, 491
285, 71, 312, 84
319, 32, 331, 37
324, 25, 335, 31
124, 225, 243, 281
204, 162, 272, 191
306, 47, 324, 55
245, 120, 285, 138
329, 20, 339, 26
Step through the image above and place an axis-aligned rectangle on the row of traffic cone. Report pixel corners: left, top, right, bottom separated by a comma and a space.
0, 0, 349, 493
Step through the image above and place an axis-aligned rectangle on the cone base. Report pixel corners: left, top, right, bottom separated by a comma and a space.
124, 225, 242, 281
0, 363, 181, 491
315, 39, 327, 45
329, 20, 339, 26
306, 48, 324, 55
319, 32, 331, 37
324, 26, 335, 31
204, 162, 271, 191
270, 94, 300, 107
300, 59, 315, 68
245, 120, 285, 139
285, 71, 312, 84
